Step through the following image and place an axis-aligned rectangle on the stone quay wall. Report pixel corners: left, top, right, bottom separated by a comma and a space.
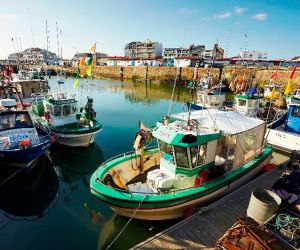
60, 66, 300, 88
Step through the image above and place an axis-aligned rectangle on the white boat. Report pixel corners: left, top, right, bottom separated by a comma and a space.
31, 93, 102, 147
266, 104, 300, 152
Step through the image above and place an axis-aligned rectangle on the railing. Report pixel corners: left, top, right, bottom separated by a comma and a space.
99, 145, 158, 168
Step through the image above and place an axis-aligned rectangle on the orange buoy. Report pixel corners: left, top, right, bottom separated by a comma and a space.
19, 139, 31, 147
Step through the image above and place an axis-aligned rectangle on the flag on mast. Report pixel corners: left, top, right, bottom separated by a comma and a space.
289, 65, 297, 79
89, 43, 97, 53
284, 80, 294, 95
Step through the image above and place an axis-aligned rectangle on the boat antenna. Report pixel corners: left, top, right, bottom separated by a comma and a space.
11, 37, 21, 71
187, 62, 199, 123
167, 67, 180, 116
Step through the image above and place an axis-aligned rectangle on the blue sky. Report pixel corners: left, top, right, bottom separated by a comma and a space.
0, 0, 299, 59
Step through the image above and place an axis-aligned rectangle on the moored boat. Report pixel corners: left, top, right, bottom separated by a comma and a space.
266, 104, 300, 153
90, 109, 272, 220
31, 92, 102, 147
0, 98, 52, 167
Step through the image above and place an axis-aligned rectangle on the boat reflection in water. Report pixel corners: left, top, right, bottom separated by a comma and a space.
0, 155, 59, 218
50, 143, 104, 184
98, 214, 179, 249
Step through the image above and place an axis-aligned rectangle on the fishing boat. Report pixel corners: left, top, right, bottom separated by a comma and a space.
266, 104, 300, 152
285, 88, 300, 108
0, 95, 52, 167
234, 94, 287, 128
31, 92, 102, 147
90, 109, 272, 220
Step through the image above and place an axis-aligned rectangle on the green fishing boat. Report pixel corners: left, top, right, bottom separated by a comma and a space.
31, 93, 102, 147
90, 109, 272, 220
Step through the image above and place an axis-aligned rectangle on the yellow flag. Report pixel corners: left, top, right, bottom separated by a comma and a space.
229, 81, 235, 91
89, 43, 96, 53
86, 65, 92, 77
73, 79, 79, 89
269, 87, 276, 99
225, 72, 231, 79
284, 80, 294, 95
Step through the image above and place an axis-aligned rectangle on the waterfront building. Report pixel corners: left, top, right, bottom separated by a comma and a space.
239, 51, 267, 60
163, 48, 190, 59
124, 41, 140, 58
135, 40, 163, 59
189, 45, 206, 57
71, 52, 108, 66
7, 48, 57, 65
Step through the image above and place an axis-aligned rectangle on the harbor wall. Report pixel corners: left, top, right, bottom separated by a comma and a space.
61, 66, 300, 87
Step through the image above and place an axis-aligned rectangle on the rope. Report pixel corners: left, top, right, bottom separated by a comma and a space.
105, 195, 148, 250
275, 212, 300, 241
0, 165, 27, 188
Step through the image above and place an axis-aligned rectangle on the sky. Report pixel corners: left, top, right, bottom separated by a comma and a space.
0, 0, 300, 60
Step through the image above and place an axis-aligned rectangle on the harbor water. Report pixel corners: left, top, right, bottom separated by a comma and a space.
0, 78, 192, 250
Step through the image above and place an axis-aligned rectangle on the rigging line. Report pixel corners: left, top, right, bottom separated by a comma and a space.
167, 67, 180, 116
0, 165, 27, 188
105, 195, 148, 250
26, 4, 35, 47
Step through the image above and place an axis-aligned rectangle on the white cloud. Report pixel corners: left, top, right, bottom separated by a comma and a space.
234, 7, 245, 15
251, 13, 268, 21
214, 12, 231, 19
176, 8, 199, 15
0, 13, 17, 21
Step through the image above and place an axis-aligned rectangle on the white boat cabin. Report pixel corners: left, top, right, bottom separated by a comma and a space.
234, 95, 260, 117
139, 110, 266, 192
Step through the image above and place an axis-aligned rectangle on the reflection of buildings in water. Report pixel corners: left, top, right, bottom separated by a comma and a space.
0, 155, 59, 218
50, 143, 104, 201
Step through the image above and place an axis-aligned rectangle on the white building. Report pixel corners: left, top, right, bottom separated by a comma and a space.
163, 48, 190, 59
7, 48, 57, 65
239, 51, 267, 60
135, 40, 163, 59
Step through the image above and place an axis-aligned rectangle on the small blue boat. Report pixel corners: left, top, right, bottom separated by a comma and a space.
0, 98, 52, 167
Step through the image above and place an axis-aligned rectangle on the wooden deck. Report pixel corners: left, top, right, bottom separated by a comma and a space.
132, 152, 289, 250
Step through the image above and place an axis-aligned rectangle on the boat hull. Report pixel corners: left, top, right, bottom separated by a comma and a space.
266, 128, 300, 153
90, 147, 272, 220
52, 129, 101, 147
0, 139, 52, 168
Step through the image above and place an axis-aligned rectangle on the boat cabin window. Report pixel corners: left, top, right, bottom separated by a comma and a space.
72, 104, 77, 113
190, 144, 207, 168
63, 105, 71, 116
46, 104, 53, 115
291, 107, 300, 118
158, 140, 174, 162
54, 105, 62, 116
0, 113, 32, 131
174, 146, 189, 168
237, 99, 246, 107
248, 99, 256, 107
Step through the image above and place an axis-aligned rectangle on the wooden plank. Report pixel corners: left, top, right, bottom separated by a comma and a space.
133, 165, 287, 249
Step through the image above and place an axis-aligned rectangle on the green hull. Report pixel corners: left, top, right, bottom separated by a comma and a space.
90, 146, 272, 211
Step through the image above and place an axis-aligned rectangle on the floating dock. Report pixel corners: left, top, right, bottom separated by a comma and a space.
132, 152, 289, 249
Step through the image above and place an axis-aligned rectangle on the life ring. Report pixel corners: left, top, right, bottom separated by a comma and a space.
194, 169, 210, 187
44, 111, 50, 122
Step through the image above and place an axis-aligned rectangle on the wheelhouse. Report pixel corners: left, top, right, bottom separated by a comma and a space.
234, 95, 260, 116
285, 104, 300, 134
